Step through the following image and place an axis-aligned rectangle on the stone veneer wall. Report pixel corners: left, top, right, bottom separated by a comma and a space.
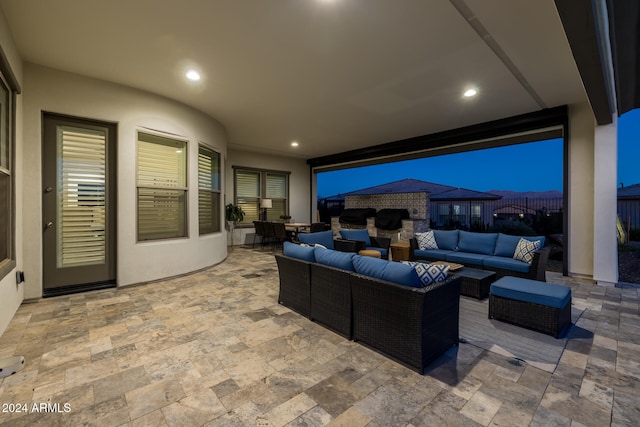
330, 191, 431, 242
344, 192, 428, 220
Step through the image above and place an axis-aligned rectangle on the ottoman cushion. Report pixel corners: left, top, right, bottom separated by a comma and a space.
490, 277, 571, 309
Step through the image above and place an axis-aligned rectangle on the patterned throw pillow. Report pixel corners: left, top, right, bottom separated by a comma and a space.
402, 261, 449, 286
415, 230, 438, 250
513, 238, 541, 264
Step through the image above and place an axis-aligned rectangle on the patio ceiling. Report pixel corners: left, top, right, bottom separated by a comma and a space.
0, 1, 589, 159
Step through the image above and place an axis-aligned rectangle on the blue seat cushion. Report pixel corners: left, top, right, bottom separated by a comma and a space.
414, 249, 453, 261
283, 241, 316, 262
297, 230, 334, 250
433, 229, 459, 251
445, 252, 491, 267
365, 247, 388, 257
339, 229, 371, 246
494, 233, 546, 257
314, 247, 355, 271
458, 231, 498, 255
352, 255, 421, 288
483, 256, 531, 274
491, 277, 571, 309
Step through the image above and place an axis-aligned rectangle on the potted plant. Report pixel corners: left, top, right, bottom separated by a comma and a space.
225, 204, 245, 247
279, 214, 292, 223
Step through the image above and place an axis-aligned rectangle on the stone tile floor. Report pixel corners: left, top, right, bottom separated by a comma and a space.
0, 246, 639, 426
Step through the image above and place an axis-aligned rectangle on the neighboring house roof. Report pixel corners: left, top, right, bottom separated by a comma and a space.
488, 190, 564, 199
618, 184, 640, 199
340, 178, 500, 200
344, 178, 456, 196
429, 188, 502, 201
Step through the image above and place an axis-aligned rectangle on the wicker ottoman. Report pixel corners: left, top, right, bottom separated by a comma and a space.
489, 277, 571, 338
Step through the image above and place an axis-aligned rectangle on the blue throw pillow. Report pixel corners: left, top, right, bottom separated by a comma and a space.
314, 247, 355, 271
283, 241, 316, 262
339, 229, 371, 246
494, 233, 546, 257
401, 261, 449, 286
297, 230, 334, 250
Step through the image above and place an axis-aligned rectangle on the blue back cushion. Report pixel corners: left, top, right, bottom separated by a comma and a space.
493, 233, 546, 257
283, 241, 316, 262
314, 247, 355, 271
457, 231, 498, 255
352, 255, 421, 287
297, 230, 334, 250
339, 229, 371, 246
433, 229, 459, 251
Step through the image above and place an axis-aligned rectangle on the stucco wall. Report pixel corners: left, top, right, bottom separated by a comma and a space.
567, 102, 595, 278
0, 7, 24, 336
22, 64, 229, 298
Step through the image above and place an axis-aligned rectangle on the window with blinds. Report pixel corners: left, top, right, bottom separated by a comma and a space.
56, 126, 107, 267
233, 167, 289, 224
198, 145, 221, 234
236, 169, 260, 223
265, 172, 287, 221
0, 58, 17, 280
137, 132, 187, 241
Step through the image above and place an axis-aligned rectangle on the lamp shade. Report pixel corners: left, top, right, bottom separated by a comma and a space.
260, 199, 273, 208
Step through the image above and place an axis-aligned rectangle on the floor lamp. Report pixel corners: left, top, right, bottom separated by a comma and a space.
260, 198, 272, 221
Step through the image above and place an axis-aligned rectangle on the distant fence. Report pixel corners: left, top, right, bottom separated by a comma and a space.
618, 200, 640, 230
430, 197, 564, 235
319, 196, 640, 239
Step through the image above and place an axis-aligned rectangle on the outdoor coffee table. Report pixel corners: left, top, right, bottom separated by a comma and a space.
451, 266, 496, 299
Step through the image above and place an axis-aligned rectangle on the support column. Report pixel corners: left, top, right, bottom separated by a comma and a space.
593, 116, 619, 286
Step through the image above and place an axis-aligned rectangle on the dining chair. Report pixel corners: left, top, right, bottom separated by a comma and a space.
252, 221, 265, 248
272, 222, 293, 252
262, 221, 275, 249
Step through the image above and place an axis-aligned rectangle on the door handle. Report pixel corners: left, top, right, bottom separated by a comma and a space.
44, 187, 53, 193
45, 221, 54, 229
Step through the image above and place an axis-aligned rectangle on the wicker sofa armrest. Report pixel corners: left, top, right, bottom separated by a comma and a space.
334, 238, 366, 253
370, 236, 391, 250
275, 254, 312, 317
408, 238, 419, 260
529, 246, 551, 281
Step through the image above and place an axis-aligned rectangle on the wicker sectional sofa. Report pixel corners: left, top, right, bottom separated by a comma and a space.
275, 242, 462, 374
410, 230, 551, 281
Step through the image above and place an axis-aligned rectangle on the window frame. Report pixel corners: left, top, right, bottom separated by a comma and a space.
136, 131, 189, 242
0, 46, 20, 281
198, 144, 221, 235
232, 166, 290, 226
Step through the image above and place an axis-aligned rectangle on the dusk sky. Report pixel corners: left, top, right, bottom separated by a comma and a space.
318, 108, 639, 198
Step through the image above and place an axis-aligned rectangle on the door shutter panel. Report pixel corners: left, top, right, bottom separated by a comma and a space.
57, 127, 106, 267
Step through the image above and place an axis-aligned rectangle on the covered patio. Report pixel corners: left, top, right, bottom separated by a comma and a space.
1, 247, 638, 426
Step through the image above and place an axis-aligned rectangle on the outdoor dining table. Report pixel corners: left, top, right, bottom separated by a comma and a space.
285, 223, 312, 235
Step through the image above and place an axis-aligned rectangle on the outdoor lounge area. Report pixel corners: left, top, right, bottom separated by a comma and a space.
1, 246, 639, 426
2, 2, 640, 426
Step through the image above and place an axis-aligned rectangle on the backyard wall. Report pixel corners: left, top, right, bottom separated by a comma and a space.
345, 192, 429, 221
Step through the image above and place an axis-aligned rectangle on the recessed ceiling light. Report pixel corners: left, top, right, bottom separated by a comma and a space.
291, 141, 299, 147
186, 70, 201, 81
464, 88, 477, 97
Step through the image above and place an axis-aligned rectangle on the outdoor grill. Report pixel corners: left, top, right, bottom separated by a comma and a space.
338, 208, 376, 226
375, 208, 410, 230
